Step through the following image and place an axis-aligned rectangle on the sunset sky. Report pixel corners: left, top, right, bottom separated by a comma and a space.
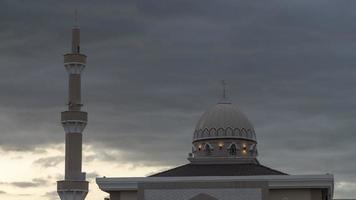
0, 0, 356, 199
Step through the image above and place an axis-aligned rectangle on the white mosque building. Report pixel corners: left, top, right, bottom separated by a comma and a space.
57, 24, 336, 200
96, 95, 334, 200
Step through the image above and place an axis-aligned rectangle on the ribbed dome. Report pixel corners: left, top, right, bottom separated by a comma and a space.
193, 102, 256, 142
195, 102, 253, 130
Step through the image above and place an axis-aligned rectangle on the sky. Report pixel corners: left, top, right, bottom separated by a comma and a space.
0, 0, 355, 199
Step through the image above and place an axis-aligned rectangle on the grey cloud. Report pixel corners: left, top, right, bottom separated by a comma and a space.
0, 0, 355, 198
10, 182, 38, 188
33, 156, 64, 168
16, 193, 32, 196
1, 178, 49, 188
0, 190, 6, 194
86, 171, 99, 180
43, 191, 58, 199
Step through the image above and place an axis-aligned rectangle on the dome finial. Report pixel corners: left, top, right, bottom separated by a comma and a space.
222, 80, 226, 100
219, 80, 230, 103
74, 8, 79, 27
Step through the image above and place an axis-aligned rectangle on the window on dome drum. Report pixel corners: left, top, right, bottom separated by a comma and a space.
204, 143, 212, 155
229, 144, 237, 156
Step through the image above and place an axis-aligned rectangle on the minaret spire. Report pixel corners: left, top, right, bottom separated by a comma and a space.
57, 12, 89, 200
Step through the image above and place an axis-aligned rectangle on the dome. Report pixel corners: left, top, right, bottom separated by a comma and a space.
193, 102, 256, 142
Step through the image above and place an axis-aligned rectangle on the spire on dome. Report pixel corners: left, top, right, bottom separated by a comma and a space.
74, 8, 78, 27
219, 80, 230, 104
222, 80, 226, 100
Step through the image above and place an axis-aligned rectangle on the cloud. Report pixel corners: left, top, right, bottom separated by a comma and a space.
86, 171, 100, 180
33, 156, 64, 168
1, 178, 49, 188
0, 190, 6, 194
0, 0, 355, 198
43, 191, 58, 199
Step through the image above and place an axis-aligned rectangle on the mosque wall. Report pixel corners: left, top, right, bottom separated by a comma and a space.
107, 188, 326, 200
136, 181, 268, 200
269, 189, 323, 200
143, 188, 262, 200
110, 191, 138, 200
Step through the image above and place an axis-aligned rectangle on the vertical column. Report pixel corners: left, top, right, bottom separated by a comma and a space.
64, 130, 83, 180
57, 25, 89, 200
68, 74, 81, 111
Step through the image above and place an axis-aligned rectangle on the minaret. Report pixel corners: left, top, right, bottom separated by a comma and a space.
57, 22, 89, 200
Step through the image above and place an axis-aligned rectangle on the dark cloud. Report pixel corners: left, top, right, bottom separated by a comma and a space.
0, 190, 6, 194
0, 0, 355, 198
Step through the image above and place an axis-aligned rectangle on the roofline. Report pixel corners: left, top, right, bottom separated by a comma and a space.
149, 163, 287, 177
96, 174, 334, 197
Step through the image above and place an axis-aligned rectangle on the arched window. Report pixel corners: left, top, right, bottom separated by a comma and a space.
204, 143, 213, 155
249, 144, 256, 156
229, 144, 237, 156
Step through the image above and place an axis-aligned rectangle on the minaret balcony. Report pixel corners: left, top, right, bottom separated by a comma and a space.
64, 53, 86, 64
61, 111, 87, 122
62, 121, 86, 134
61, 111, 88, 133
65, 63, 85, 74
57, 180, 88, 200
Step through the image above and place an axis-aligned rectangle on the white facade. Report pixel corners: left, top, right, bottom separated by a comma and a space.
96, 175, 334, 200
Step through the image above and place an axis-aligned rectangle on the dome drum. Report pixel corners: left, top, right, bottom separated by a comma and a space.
191, 139, 258, 161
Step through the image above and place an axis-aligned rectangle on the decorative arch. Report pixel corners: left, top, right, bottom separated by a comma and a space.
247, 129, 252, 139
241, 128, 247, 137
209, 128, 217, 136
203, 128, 209, 137
197, 130, 203, 138
252, 131, 257, 140
234, 128, 241, 137
226, 127, 233, 136
217, 128, 224, 136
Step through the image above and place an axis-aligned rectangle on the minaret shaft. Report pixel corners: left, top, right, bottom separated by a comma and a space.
65, 132, 83, 179
68, 74, 82, 111
57, 24, 89, 200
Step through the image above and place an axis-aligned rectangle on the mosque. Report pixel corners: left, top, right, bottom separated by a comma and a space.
57, 25, 334, 200
95, 96, 334, 200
